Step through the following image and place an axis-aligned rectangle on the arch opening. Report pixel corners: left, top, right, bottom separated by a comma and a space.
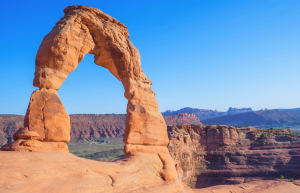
58, 53, 127, 115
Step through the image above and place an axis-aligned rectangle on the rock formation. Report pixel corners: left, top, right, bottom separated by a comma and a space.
168, 124, 300, 188
2, 4, 169, 149
0, 5, 180, 190
2, 5, 169, 149
33, 5, 168, 147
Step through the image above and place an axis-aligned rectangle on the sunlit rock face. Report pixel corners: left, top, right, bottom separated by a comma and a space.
32, 5, 168, 146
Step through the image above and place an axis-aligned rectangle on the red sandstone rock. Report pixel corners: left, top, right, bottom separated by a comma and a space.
32, 5, 168, 146
0, 152, 190, 193
124, 144, 178, 181
0, 140, 68, 152
13, 127, 40, 140
168, 124, 300, 188
24, 88, 70, 142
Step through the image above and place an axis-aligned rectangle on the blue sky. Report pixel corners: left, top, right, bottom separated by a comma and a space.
0, 0, 299, 115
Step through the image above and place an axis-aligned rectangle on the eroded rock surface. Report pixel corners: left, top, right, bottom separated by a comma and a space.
24, 89, 70, 142
0, 152, 191, 193
168, 124, 300, 188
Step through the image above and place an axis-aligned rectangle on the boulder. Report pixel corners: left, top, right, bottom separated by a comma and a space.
24, 88, 70, 142
13, 127, 40, 140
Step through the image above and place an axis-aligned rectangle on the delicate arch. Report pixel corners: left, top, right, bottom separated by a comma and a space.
32, 5, 168, 146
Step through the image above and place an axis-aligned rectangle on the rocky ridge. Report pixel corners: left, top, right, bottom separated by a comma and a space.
168, 124, 300, 188
202, 109, 300, 128
162, 107, 252, 120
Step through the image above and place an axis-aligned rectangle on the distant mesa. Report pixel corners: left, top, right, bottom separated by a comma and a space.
227, 107, 252, 115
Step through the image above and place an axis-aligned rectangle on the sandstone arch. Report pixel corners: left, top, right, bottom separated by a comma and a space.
33, 5, 168, 146
1, 5, 177, 181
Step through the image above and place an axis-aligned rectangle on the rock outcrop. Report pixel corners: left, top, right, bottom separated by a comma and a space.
24, 88, 71, 142
0, 151, 191, 193
168, 124, 300, 188
2, 127, 69, 152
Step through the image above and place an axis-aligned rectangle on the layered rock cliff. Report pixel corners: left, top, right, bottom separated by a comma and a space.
0, 115, 24, 145
70, 114, 127, 141
168, 124, 300, 188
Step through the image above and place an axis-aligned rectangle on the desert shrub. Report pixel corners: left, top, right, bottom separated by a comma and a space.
246, 125, 249, 127
290, 178, 294, 182
280, 175, 284, 181
216, 123, 219, 126
275, 132, 280, 135
270, 127, 275, 130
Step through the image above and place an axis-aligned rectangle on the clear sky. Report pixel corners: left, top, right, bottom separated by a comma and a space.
0, 0, 299, 115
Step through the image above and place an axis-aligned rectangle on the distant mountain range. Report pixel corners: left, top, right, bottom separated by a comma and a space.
163, 107, 300, 131
162, 107, 253, 120
202, 109, 300, 129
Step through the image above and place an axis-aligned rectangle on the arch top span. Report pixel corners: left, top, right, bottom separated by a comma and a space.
32, 5, 169, 146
